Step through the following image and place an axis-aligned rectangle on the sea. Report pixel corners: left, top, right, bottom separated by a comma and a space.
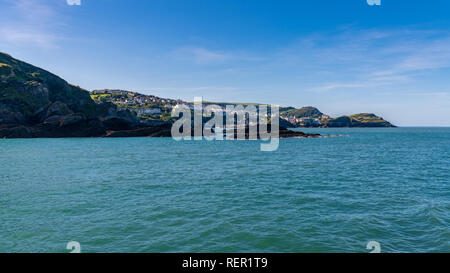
0, 127, 449, 253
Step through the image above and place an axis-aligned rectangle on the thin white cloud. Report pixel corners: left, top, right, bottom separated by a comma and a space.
172, 47, 233, 65
312, 82, 371, 92
9, 0, 57, 24
0, 27, 58, 49
371, 37, 450, 77
0, 0, 75, 49
66, 0, 81, 6
169, 28, 450, 98
172, 46, 263, 65
289, 28, 450, 92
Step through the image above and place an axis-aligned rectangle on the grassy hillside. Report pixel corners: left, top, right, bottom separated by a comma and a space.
323, 113, 395, 127
281, 106, 323, 118
0, 52, 111, 120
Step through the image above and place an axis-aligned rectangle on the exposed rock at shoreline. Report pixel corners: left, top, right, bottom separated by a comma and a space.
278, 127, 321, 138
216, 125, 321, 139
105, 124, 172, 138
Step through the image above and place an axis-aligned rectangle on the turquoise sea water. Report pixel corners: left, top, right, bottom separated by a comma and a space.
0, 127, 449, 253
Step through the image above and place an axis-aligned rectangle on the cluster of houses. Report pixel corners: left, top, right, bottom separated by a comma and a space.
281, 114, 330, 127
91, 89, 185, 115
91, 90, 336, 126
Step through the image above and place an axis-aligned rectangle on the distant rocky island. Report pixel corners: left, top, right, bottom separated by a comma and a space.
0, 52, 394, 139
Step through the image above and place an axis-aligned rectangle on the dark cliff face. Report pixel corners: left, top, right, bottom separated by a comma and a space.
0, 52, 106, 120
0, 52, 171, 138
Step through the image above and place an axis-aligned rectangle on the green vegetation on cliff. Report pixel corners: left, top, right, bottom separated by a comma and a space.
281, 106, 323, 118
323, 113, 395, 127
0, 52, 113, 119
0, 52, 143, 138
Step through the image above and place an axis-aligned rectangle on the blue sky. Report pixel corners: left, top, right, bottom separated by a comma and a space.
1, 0, 450, 126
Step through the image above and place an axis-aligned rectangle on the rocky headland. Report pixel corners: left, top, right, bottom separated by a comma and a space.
280, 107, 395, 128
0, 52, 172, 139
